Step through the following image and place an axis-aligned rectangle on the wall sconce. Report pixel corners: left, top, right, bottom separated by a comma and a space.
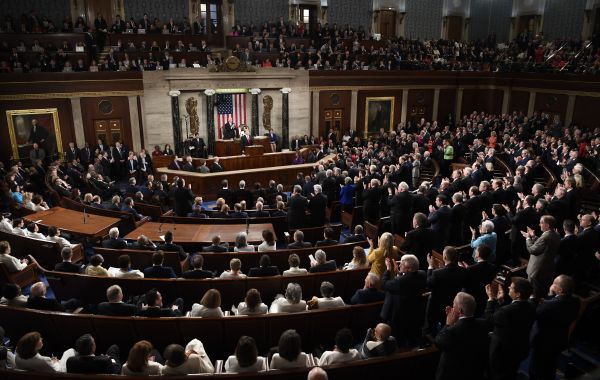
373, 10, 380, 22
321, 6, 328, 19
398, 12, 406, 24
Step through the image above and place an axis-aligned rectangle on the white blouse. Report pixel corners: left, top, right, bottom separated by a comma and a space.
224, 356, 266, 373
190, 304, 224, 318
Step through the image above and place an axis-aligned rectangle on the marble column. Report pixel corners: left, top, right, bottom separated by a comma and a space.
204, 89, 216, 156
281, 88, 291, 149
249, 88, 261, 136
169, 90, 183, 156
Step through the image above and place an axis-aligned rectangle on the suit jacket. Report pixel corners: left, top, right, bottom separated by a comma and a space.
157, 243, 187, 260
309, 260, 337, 273
388, 192, 413, 235
137, 307, 181, 317
248, 266, 280, 277
556, 234, 577, 276
217, 188, 234, 206
381, 270, 427, 327
464, 260, 498, 316
530, 295, 580, 352
427, 206, 451, 248
66, 354, 120, 374
27, 296, 65, 312
484, 299, 536, 363
526, 230, 560, 284
54, 261, 82, 273
350, 288, 385, 305
427, 264, 467, 318
172, 187, 195, 217
182, 268, 214, 279
97, 302, 137, 316
143, 265, 176, 279
287, 194, 308, 229
235, 188, 253, 204
211, 162, 224, 172
308, 193, 328, 227
361, 186, 382, 223
240, 134, 252, 149
344, 234, 366, 244
101, 237, 128, 249
400, 227, 435, 270
287, 241, 312, 249
315, 238, 338, 247
509, 207, 539, 241
435, 317, 489, 380
65, 147, 80, 161
202, 244, 228, 252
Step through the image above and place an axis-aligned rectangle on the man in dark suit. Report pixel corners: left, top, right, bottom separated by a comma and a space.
217, 179, 235, 206
190, 133, 207, 158
315, 227, 338, 247
361, 178, 382, 224
387, 182, 413, 236
427, 195, 452, 251
66, 334, 121, 374
235, 180, 253, 205
308, 185, 328, 227
210, 156, 224, 172
229, 203, 249, 218
65, 142, 80, 161
556, 219, 577, 276
121, 197, 144, 221
248, 254, 280, 277
171, 178, 195, 217
529, 275, 580, 380
28, 119, 49, 147
401, 213, 435, 271
54, 247, 83, 273
309, 249, 337, 273
125, 177, 139, 195
143, 251, 177, 279
350, 272, 385, 304
27, 282, 79, 312
507, 195, 538, 264
202, 235, 229, 252
101, 227, 129, 249
287, 230, 312, 248
449, 193, 467, 245
157, 231, 188, 261
425, 246, 467, 334
463, 245, 498, 317
484, 277, 536, 380
435, 292, 489, 380
577, 214, 600, 282
287, 185, 308, 229
381, 254, 427, 347
97, 285, 137, 316
182, 254, 214, 279
345, 224, 367, 243
251, 201, 270, 217
222, 117, 237, 139
136, 288, 183, 317
110, 141, 125, 180
240, 126, 253, 150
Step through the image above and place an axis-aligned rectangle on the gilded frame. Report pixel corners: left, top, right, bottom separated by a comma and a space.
6, 108, 63, 161
364, 96, 395, 137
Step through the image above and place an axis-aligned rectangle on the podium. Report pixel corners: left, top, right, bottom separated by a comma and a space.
244, 145, 264, 156
214, 136, 272, 157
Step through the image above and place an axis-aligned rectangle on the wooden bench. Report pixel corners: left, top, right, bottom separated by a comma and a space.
0, 230, 83, 269
60, 196, 148, 235
133, 202, 173, 221
341, 206, 363, 230
45, 267, 369, 310
0, 301, 383, 362
0, 255, 40, 288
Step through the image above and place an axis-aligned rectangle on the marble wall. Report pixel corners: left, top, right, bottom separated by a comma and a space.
140, 69, 310, 153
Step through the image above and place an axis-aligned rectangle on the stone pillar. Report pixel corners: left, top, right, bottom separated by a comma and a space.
527, 91, 536, 117
204, 89, 216, 156
249, 88, 261, 136
281, 88, 292, 149
565, 94, 576, 127
350, 90, 358, 131
169, 90, 183, 156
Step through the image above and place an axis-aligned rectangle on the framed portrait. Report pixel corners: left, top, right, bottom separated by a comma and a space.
6, 108, 63, 162
364, 97, 394, 137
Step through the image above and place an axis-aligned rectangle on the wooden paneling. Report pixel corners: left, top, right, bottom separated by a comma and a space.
461, 89, 503, 115
406, 89, 434, 124
356, 90, 403, 136
534, 93, 568, 123
572, 96, 600, 129
318, 90, 352, 137
437, 89, 456, 125
80, 96, 133, 149
0, 98, 75, 164
509, 90, 530, 114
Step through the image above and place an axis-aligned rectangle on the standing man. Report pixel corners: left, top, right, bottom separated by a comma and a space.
523, 215, 560, 298
287, 185, 308, 229
110, 141, 126, 180
387, 182, 413, 236
485, 277, 536, 380
240, 126, 252, 150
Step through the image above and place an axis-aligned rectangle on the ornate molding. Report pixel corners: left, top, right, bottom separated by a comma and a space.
0, 90, 143, 100
249, 88, 262, 95
204, 89, 216, 96
280, 87, 292, 94
168, 90, 181, 97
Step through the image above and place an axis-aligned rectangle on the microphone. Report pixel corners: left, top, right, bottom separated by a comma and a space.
158, 222, 164, 233
83, 207, 87, 224
246, 216, 249, 235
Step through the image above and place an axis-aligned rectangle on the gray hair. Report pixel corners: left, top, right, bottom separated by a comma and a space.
320, 281, 335, 298
313, 184, 322, 194
365, 273, 380, 288
285, 283, 303, 304
315, 249, 326, 263
109, 227, 119, 238
482, 220, 495, 233
400, 254, 419, 272
398, 182, 409, 192
235, 232, 248, 248
239, 180, 246, 189
106, 285, 122, 302
454, 292, 476, 317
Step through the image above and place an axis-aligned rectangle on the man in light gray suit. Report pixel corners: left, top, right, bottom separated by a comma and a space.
523, 215, 560, 298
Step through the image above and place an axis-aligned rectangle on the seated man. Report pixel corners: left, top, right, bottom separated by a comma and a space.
182, 254, 214, 279
248, 254, 280, 277
66, 334, 122, 374
251, 201, 270, 217
0, 240, 29, 272
350, 273, 385, 304
97, 285, 137, 316
359, 323, 398, 358
311, 281, 345, 309
220, 258, 247, 279
121, 197, 144, 221
143, 251, 176, 279
108, 254, 144, 278
287, 230, 312, 248
157, 230, 188, 260
27, 281, 79, 312
270, 200, 287, 217
54, 246, 83, 273
345, 225, 366, 243
269, 283, 307, 313
202, 235, 229, 252
229, 203, 249, 219
283, 253, 308, 276
101, 227, 128, 249
0, 283, 28, 307
309, 249, 337, 273
137, 288, 183, 317
125, 177, 139, 195
318, 328, 360, 365
315, 227, 338, 247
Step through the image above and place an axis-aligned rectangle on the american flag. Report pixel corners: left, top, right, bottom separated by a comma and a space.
216, 93, 246, 138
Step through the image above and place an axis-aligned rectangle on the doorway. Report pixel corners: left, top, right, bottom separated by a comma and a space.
85, 0, 113, 25
379, 10, 396, 38
299, 4, 317, 34
323, 109, 343, 139
518, 15, 537, 36
94, 119, 123, 146
447, 16, 463, 41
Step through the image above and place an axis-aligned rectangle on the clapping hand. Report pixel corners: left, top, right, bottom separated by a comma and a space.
445, 305, 459, 326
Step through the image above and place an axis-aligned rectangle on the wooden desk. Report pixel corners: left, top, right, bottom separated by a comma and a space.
24, 207, 120, 239
156, 154, 337, 199
124, 222, 274, 245
244, 145, 264, 156
215, 136, 271, 157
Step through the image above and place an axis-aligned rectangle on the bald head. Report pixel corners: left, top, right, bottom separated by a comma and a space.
307, 367, 328, 380
374, 323, 392, 341
30, 282, 46, 297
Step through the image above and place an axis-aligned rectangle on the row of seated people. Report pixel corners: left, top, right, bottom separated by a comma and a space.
0, 39, 85, 53
109, 39, 211, 53
0, 13, 88, 34
1, 326, 392, 375
0, 53, 89, 73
